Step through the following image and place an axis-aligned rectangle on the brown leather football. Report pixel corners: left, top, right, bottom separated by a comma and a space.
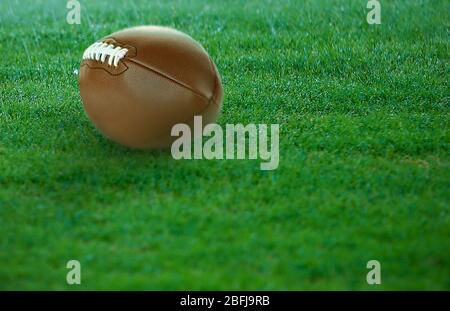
79, 26, 223, 149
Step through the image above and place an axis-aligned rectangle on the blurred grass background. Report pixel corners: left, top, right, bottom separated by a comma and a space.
0, 0, 449, 289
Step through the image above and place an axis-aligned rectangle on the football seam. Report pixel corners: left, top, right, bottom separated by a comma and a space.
207, 56, 220, 106
126, 57, 212, 102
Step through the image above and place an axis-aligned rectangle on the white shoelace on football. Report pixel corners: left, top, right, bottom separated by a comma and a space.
82, 42, 129, 67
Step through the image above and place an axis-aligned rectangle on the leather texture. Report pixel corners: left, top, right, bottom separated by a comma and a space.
79, 26, 223, 149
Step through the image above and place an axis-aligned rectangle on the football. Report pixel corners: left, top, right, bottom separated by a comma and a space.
79, 26, 223, 149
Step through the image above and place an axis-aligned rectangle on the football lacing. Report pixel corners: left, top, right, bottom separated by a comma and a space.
82, 42, 129, 67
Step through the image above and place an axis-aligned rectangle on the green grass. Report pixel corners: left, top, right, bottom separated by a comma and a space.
0, 0, 449, 290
